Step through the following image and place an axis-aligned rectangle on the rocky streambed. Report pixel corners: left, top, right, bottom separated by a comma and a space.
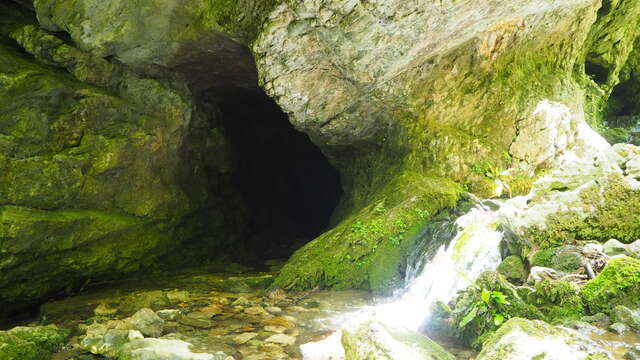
1, 262, 639, 360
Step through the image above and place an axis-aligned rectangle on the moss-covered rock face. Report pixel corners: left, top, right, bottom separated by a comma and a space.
0, 325, 70, 360
34, 0, 281, 62
274, 175, 462, 292
581, 256, 640, 314
0, 4, 240, 312
253, 0, 640, 291
497, 256, 527, 284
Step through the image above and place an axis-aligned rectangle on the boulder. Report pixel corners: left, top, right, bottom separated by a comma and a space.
581, 257, 640, 314
610, 305, 640, 331
497, 255, 527, 284
126, 308, 165, 338
603, 239, 629, 257
0, 325, 70, 360
341, 321, 455, 360
476, 318, 612, 360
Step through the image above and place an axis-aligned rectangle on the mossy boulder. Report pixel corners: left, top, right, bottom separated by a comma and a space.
525, 279, 585, 322
581, 256, 640, 314
610, 305, 640, 331
0, 325, 70, 360
524, 175, 640, 249
476, 318, 611, 360
341, 320, 455, 360
530, 246, 585, 273
274, 175, 462, 293
497, 256, 527, 284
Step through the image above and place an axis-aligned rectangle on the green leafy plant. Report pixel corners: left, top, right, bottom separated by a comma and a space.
459, 288, 511, 328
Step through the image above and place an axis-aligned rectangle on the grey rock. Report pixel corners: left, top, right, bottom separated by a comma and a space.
604, 239, 628, 257
628, 240, 640, 258
609, 322, 629, 335
580, 313, 611, 328
341, 320, 455, 360
126, 308, 164, 337
611, 305, 640, 331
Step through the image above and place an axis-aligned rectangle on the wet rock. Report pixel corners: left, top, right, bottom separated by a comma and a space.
178, 312, 215, 329
581, 313, 612, 328
244, 306, 269, 316
264, 326, 286, 334
476, 318, 612, 360
264, 334, 296, 346
157, 309, 182, 321
200, 304, 223, 315
0, 325, 70, 360
286, 306, 310, 313
81, 323, 231, 360
609, 322, 629, 335
628, 240, 640, 258
341, 320, 455, 360
604, 239, 629, 257
127, 308, 164, 337
610, 305, 640, 331
558, 320, 603, 335
261, 317, 295, 329
94, 303, 119, 316
626, 345, 640, 360
233, 332, 258, 345
166, 291, 191, 304
265, 306, 282, 314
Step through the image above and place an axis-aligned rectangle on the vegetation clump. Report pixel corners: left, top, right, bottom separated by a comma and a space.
581, 256, 640, 314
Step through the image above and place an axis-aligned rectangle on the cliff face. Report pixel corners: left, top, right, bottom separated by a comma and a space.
1, 0, 640, 311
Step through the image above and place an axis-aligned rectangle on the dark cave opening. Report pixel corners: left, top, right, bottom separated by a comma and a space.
207, 87, 343, 263
585, 59, 610, 85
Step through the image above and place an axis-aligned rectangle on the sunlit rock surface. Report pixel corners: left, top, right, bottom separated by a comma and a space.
476, 318, 612, 360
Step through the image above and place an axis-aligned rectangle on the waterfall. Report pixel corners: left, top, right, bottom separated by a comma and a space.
371, 203, 506, 330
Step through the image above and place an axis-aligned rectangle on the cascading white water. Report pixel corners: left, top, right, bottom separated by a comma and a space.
371, 203, 506, 330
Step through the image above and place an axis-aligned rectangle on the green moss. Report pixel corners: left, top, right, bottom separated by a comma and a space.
525, 175, 640, 249
274, 174, 462, 293
527, 279, 585, 322
581, 256, 640, 314
204, 0, 281, 44
0, 325, 70, 360
497, 255, 527, 284
531, 248, 555, 268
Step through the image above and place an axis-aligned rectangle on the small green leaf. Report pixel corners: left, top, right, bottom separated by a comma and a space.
459, 305, 478, 328
494, 314, 505, 326
481, 288, 491, 303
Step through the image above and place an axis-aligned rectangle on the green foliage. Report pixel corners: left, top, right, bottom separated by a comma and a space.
459, 288, 511, 329
497, 255, 527, 284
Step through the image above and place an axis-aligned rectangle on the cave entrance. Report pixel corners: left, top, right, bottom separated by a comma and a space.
208, 87, 343, 263
602, 71, 640, 145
